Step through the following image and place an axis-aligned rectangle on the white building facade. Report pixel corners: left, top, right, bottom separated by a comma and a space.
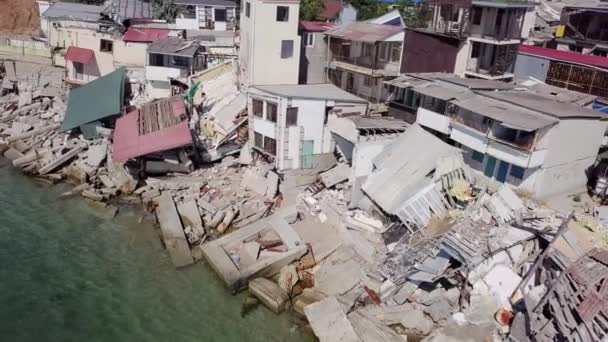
239, 0, 301, 86
247, 84, 368, 171
175, 0, 237, 31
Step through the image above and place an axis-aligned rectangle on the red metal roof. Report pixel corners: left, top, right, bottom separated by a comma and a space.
519, 44, 608, 69
112, 97, 193, 161
299, 21, 336, 32
64, 46, 95, 65
122, 27, 170, 42
319, 0, 342, 20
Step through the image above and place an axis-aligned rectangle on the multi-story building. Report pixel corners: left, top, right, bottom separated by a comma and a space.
385, 73, 608, 198
401, 0, 536, 80
174, 0, 238, 31
238, 0, 301, 86
247, 84, 368, 170
299, 21, 335, 84
555, 2, 608, 56
324, 10, 405, 102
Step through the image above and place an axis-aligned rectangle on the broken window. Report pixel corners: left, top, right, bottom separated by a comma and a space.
246, 2, 250, 17
172, 56, 190, 67
286, 107, 298, 127
471, 42, 481, 58
254, 132, 263, 148
252, 99, 263, 117
276, 6, 289, 22
215, 8, 227, 22
472, 7, 482, 25
510, 165, 525, 179
281, 40, 294, 59
100, 39, 113, 53
264, 136, 277, 155
471, 150, 484, 163
267, 102, 277, 122
73, 62, 84, 80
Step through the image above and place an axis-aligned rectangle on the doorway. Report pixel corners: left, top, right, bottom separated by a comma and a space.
484, 156, 497, 178
302, 140, 314, 169
496, 161, 510, 183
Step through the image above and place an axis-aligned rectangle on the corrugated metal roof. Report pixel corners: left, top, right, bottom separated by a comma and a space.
299, 21, 336, 32
519, 44, 608, 69
62, 67, 126, 132
362, 124, 460, 214
251, 84, 368, 103
325, 22, 403, 42
42, 2, 104, 21
147, 37, 200, 56
122, 27, 170, 42
104, 0, 153, 22
453, 95, 558, 131
479, 90, 606, 120
113, 97, 193, 161
64, 46, 95, 65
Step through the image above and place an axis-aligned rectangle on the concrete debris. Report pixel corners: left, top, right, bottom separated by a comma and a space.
304, 297, 362, 342
248, 278, 289, 314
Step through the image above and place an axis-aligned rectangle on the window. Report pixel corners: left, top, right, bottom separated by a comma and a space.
276, 6, 289, 21
149, 53, 165, 67
304, 33, 314, 48
254, 132, 263, 148
246, 2, 250, 17
471, 42, 481, 58
593, 50, 608, 57
266, 102, 277, 122
391, 44, 401, 62
172, 56, 190, 67
252, 99, 263, 117
281, 40, 294, 59
286, 107, 298, 126
100, 39, 113, 53
569, 45, 583, 53
363, 76, 372, 87
73, 62, 84, 80
179, 5, 196, 19
472, 7, 482, 25
362, 43, 373, 57
471, 150, 484, 163
264, 136, 277, 155
379, 43, 388, 61
215, 8, 227, 22
510, 165, 525, 179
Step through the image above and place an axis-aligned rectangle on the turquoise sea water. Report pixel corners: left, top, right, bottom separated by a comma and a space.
0, 160, 312, 342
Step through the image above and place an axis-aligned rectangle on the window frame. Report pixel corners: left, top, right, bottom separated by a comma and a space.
286, 107, 298, 127
363, 76, 372, 87
266, 102, 278, 122
304, 32, 314, 48
471, 150, 484, 163
510, 165, 525, 179
245, 2, 250, 17
214, 8, 227, 22
254, 132, 263, 148
263, 136, 277, 155
100, 39, 113, 53
281, 40, 294, 59
252, 98, 264, 117
276, 6, 289, 22
472, 6, 482, 25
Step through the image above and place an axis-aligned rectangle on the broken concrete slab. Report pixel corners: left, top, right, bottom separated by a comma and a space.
320, 163, 351, 188
201, 214, 307, 291
3, 147, 25, 161
294, 288, 325, 316
315, 250, 362, 296
38, 144, 86, 175
248, 278, 289, 314
265, 171, 279, 199
84, 144, 107, 170
304, 296, 362, 342
155, 192, 194, 268
347, 310, 404, 342
239, 241, 261, 268
177, 199, 205, 240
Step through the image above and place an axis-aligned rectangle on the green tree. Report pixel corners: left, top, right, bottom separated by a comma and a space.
398, 0, 426, 28
347, 0, 389, 21
153, 0, 179, 22
300, 0, 324, 21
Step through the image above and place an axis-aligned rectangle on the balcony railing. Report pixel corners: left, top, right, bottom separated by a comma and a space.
332, 55, 376, 70
451, 113, 491, 134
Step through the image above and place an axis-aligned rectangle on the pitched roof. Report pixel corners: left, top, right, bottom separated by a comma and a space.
42, 2, 103, 21
518, 44, 608, 69
122, 27, 170, 42
299, 21, 336, 32
64, 47, 95, 64
113, 97, 193, 161
362, 124, 460, 214
325, 22, 403, 42
318, 0, 342, 20
61, 67, 126, 131
147, 37, 200, 57
104, 0, 153, 22
251, 84, 368, 103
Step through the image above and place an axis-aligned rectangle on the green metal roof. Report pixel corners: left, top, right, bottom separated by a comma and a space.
61, 67, 126, 131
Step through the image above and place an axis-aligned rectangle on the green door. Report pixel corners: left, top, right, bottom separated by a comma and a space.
496, 161, 510, 183
484, 156, 497, 178
302, 141, 314, 169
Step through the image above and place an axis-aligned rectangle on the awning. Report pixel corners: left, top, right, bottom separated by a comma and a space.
64, 46, 95, 64
61, 67, 126, 132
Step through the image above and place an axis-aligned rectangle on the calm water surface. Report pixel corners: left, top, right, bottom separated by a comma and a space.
0, 160, 313, 342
